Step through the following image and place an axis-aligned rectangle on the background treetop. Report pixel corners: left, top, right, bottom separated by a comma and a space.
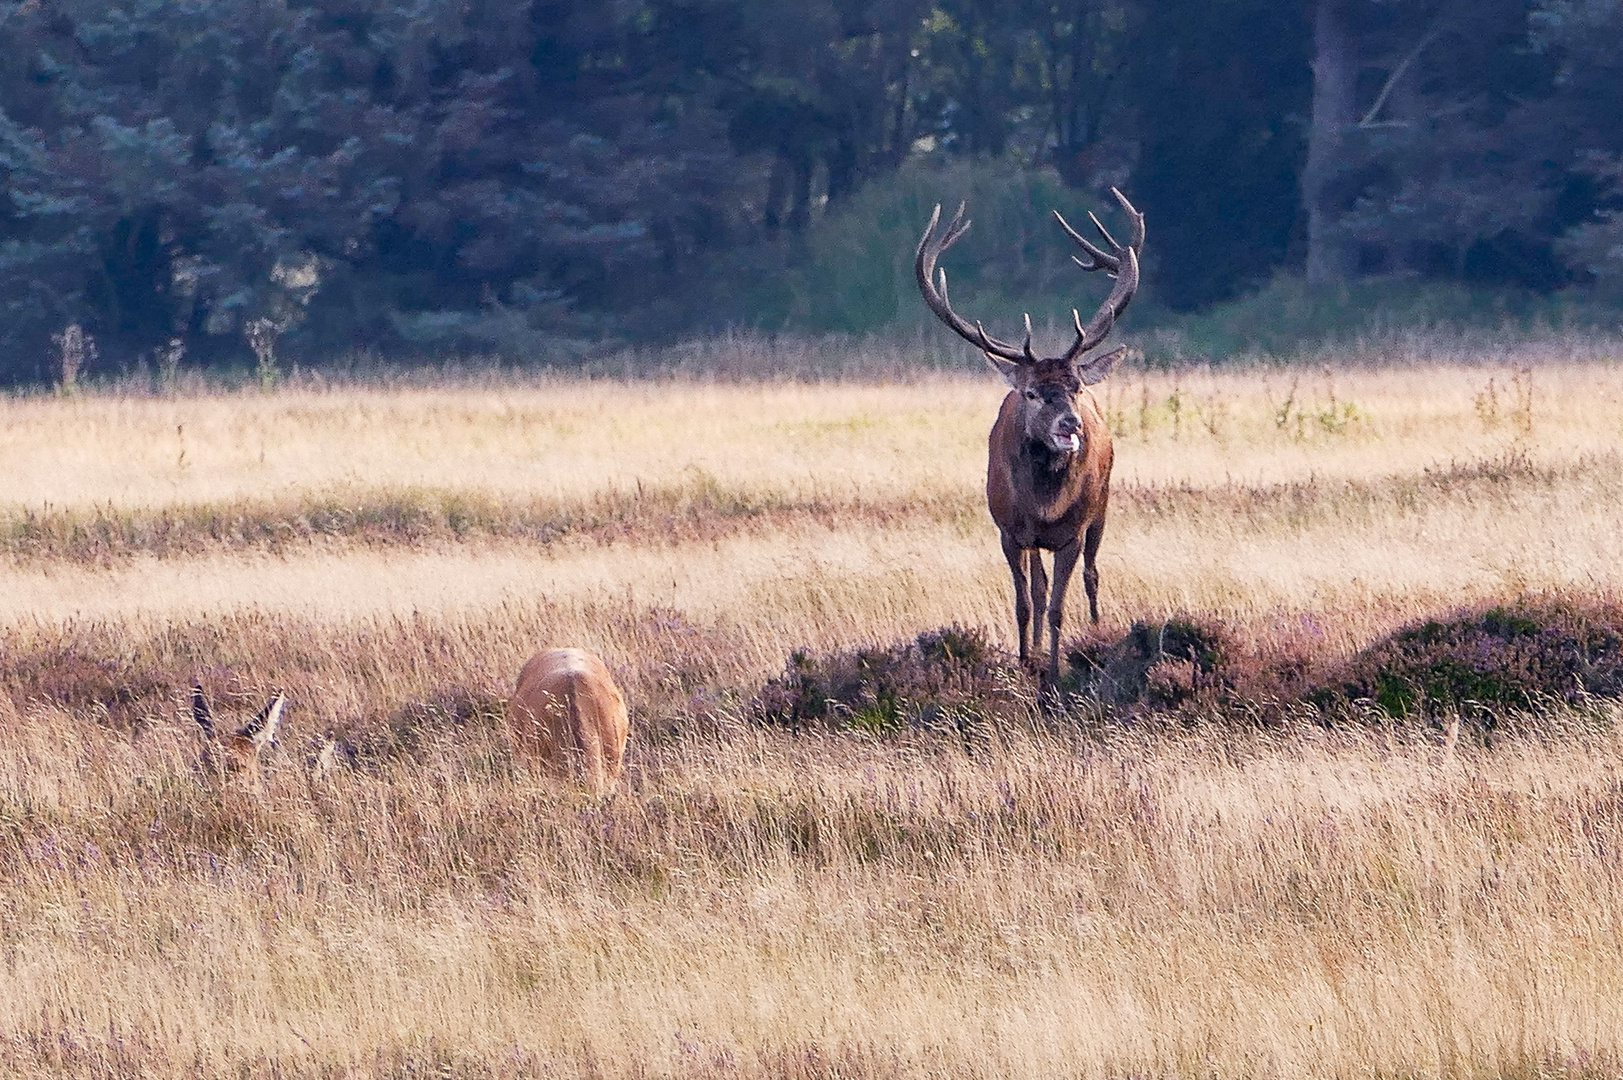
0, 0, 1617, 383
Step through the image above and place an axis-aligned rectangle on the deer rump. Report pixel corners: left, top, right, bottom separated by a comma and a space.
509, 648, 629, 794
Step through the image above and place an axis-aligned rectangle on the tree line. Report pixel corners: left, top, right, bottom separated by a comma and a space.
0, 0, 1617, 382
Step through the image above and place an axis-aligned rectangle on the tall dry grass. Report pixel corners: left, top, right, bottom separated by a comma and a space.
5, 353, 1622, 515
3, 351, 1623, 1075
2, 699, 1621, 1078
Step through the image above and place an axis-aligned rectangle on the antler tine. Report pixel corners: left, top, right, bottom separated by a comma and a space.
921, 201, 943, 242
1087, 211, 1122, 255
1022, 313, 1038, 362
1057, 189, 1144, 364
1053, 209, 1117, 272
940, 202, 972, 248
973, 321, 995, 353
1063, 246, 1139, 362
916, 201, 1030, 363
1111, 185, 1147, 251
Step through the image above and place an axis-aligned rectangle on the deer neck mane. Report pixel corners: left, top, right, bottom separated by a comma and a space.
1016, 436, 1078, 513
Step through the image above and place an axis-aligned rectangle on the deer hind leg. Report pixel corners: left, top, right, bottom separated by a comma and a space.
1082, 517, 1106, 623
1000, 533, 1032, 663
1047, 540, 1084, 686
577, 722, 607, 796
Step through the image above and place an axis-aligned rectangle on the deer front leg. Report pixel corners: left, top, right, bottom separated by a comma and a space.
1027, 548, 1049, 659
1001, 532, 1032, 664
1047, 539, 1084, 685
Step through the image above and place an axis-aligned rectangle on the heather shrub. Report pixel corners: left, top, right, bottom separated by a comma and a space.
754, 625, 1028, 732
1319, 599, 1623, 721
0, 634, 178, 730
375, 689, 510, 766
1065, 617, 1236, 711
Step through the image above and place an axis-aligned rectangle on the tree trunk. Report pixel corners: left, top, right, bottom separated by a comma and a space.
1303, 0, 1357, 285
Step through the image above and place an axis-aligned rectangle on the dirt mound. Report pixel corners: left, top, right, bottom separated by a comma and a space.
1065, 617, 1238, 710
760, 599, 1623, 734
1066, 599, 1623, 723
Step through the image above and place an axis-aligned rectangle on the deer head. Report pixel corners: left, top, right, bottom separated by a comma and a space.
192, 680, 286, 778
916, 188, 1144, 456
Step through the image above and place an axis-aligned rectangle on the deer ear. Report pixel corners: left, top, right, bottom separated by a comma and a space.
243, 693, 287, 748
1076, 345, 1129, 386
984, 352, 1024, 388
191, 680, 215, 738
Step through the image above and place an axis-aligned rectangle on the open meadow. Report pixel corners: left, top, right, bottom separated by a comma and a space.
4, 339, 1623, 1077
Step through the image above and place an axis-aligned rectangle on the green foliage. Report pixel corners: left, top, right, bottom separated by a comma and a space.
0, 0, 1619, 380
779, 158, 1135, 335
0, 0, 752, 380
1129, 0, 1311, 310
1137, 273, 1623, 360
769, 161, 1623, 355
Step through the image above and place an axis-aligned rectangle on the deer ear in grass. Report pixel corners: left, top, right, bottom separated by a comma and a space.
192, 682, 288, 779
191, 680, 215, 739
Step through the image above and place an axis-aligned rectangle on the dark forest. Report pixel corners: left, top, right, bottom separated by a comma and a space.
0, 0, 1619, 382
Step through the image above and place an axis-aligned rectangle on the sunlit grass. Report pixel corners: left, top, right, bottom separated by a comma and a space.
1, 706, 1620, 1077
4, 349, 1623, 1076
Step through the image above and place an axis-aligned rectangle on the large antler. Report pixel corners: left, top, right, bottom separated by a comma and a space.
1053, 187, 1144, 364
915, 202, 1036, 364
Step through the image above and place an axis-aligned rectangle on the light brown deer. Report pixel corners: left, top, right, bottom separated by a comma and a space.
916, 188, 1145, 685
509, 648, 629, 796
192, 680, 286, 778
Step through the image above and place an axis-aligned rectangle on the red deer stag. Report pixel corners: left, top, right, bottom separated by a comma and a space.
509, 648, 629, 796
916, 188, 1144, 686
192, 680, 286, 778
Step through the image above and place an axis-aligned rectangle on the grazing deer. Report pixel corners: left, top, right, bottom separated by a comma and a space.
916, 188, 1145, 686
192, 680, 286, 778
509, 648, 629, 796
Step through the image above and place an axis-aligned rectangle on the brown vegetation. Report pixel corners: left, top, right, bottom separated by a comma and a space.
0, 696, 1620, 1078
4, 354, 1623, 1075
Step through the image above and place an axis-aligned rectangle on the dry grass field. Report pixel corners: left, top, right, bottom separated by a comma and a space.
3, 340, 1623, 1077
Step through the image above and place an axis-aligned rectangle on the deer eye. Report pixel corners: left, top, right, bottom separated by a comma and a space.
1024, 390, 1039, 401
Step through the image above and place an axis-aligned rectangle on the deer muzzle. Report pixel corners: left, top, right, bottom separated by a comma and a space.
1051, 412, 1081, 453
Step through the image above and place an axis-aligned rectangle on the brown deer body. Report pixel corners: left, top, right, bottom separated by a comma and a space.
916, 189, 1145, 684
509, 648, 629, 796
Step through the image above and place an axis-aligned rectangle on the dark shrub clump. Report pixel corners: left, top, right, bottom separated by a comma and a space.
752, 599, 1623, 737
754, 625, 1027, 732
1319, 599, 1623, 719
1066, 617, 1237, 711
1, 635, 178, 730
